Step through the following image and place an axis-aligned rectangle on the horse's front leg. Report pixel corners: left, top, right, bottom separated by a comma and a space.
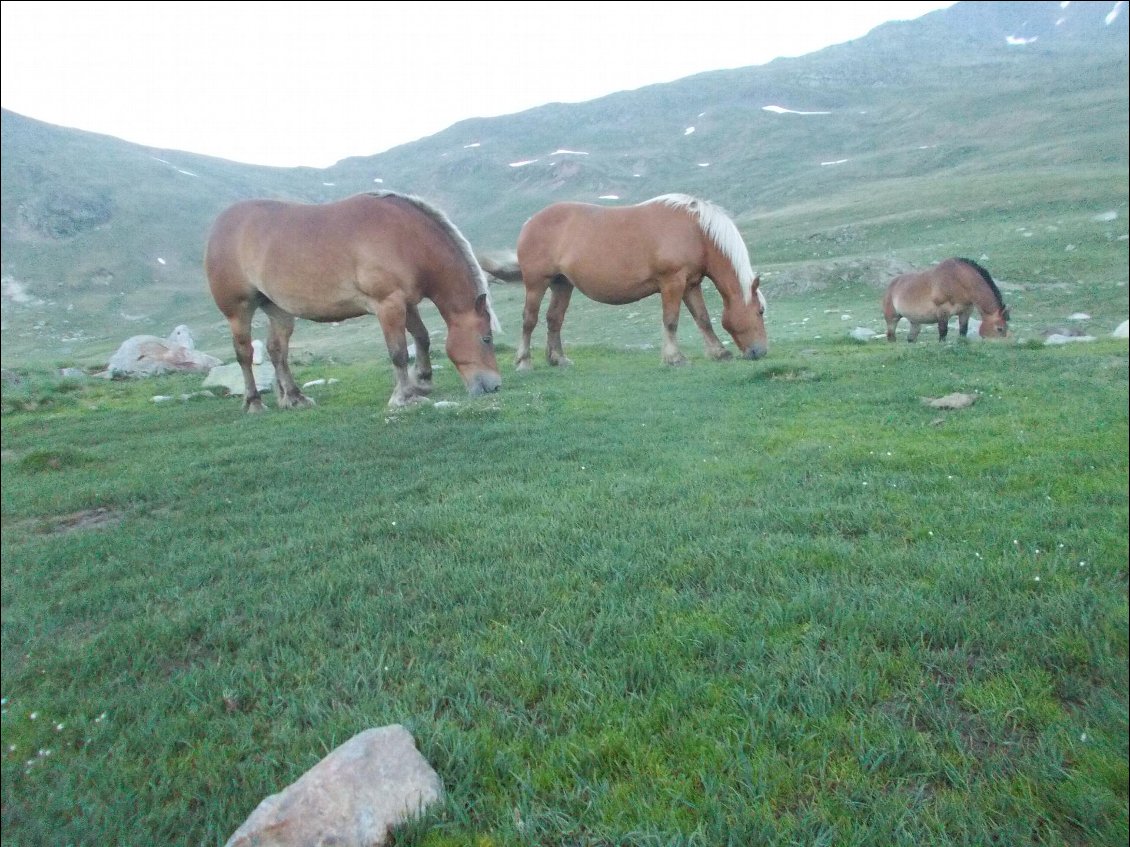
545, 279, 574, 367
659, 280, 688, 365
405, 304, 433, 394
937, 317, 950, 342
957, 307, 972, 338
263, 304, 314, 410
683, 285, 731, 360
377, 296, 428, 408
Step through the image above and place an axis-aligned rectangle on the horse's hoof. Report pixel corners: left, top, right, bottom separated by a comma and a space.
280, 394, 316, 410
663, 355, 689, 367
388, 393, 431, 409
712, 349, 733, 361
548, 356, 573, 367
413, 379, 434, 395
244, 399, 267, 414
515, 359, 532, 372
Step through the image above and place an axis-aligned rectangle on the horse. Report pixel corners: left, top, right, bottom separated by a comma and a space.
507, 194, 767, 369
204, 191, 501, 411
882, 257, 1011, 342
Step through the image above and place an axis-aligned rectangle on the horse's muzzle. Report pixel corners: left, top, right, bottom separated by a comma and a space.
467, 371, 502, 396
743, 344, 768, 360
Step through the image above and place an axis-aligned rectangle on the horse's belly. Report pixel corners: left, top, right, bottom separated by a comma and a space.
263, 279, 372, 322
567, 270, 659, 305
893, 296, 950, 323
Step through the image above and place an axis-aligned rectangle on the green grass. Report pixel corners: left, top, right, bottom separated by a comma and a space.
2, 18, 1127, 840
2, 330, 1127, 846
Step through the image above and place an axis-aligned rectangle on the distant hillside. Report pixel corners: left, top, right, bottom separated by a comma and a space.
1, 0, 1126, 367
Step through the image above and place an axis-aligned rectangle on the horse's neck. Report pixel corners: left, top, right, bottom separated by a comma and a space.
970, 281, 1002, 315
428, 274, 477, 317
703, 249, 743, 303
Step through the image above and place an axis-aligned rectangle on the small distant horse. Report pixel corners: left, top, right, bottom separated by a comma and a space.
509, 194, 767, 369
204, 191, 501, 410
883, 257, 1010, 342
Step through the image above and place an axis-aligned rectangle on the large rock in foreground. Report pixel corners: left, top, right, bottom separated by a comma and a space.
224, 725, 443, 847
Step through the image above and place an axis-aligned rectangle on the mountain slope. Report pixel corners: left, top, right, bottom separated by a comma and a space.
1, 0, 1126, 367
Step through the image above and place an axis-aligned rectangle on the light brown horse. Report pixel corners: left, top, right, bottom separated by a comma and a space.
883, 257, 1010, 342
205, 191, 501, 411
508, 194, 767, 369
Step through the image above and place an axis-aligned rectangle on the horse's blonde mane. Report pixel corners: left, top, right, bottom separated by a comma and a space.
367, 191, 501, 331
646, 193, 761, 306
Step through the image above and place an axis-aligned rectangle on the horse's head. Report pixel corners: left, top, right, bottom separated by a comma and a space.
721, 274, 768, 359
978, 306, 1011, 339
446, 292, 502, 396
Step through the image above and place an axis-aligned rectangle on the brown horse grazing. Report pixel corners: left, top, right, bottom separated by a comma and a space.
205, 191, 501, 411
883, 257, 1011, 342
511, 194, 767, 369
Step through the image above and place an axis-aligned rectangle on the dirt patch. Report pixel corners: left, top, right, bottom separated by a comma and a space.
921, 392, 978, 410
44, 507, 123, 535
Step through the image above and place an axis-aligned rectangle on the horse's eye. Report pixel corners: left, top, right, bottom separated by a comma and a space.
482, 335, 493, 345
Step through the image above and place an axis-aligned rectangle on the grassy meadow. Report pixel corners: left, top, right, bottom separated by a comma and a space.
3, 7, 1127, 841
2, 300, 1127, 845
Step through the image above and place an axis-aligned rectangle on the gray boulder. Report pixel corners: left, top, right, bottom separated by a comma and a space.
224, 725, 443, 847
106, 325, 221, 377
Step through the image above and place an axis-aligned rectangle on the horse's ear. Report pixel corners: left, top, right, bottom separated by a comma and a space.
752, 274, 767, 310
475, 292, 502, 332
747, 273, 762, 306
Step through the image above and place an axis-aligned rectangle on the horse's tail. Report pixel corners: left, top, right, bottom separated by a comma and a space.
477, 250, 523, 283
881, 280, 896, 319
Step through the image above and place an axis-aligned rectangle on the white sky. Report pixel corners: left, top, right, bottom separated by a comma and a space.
1, 1, 955, 169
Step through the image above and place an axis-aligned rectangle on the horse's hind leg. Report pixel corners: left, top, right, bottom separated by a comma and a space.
224, 302, 266, 413
683, 285, 731, 360
405, 304, 433, 394
545, 278, 574, 367
884, 310, 899, 342
515, 276, 549, 371
262, 303, 314, 409
937, 318, 950, 342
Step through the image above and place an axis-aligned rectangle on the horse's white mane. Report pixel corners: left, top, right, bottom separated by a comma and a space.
645, 193, 762, 307
368, 191, 501, 332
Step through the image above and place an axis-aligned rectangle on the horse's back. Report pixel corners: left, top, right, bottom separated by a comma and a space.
208, 195, 397, 264
205, 194, 436, 321
517, 200, 703, 295
521, 201, 695, 249
518, 202, 618, 257
207, 197, 345, 281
